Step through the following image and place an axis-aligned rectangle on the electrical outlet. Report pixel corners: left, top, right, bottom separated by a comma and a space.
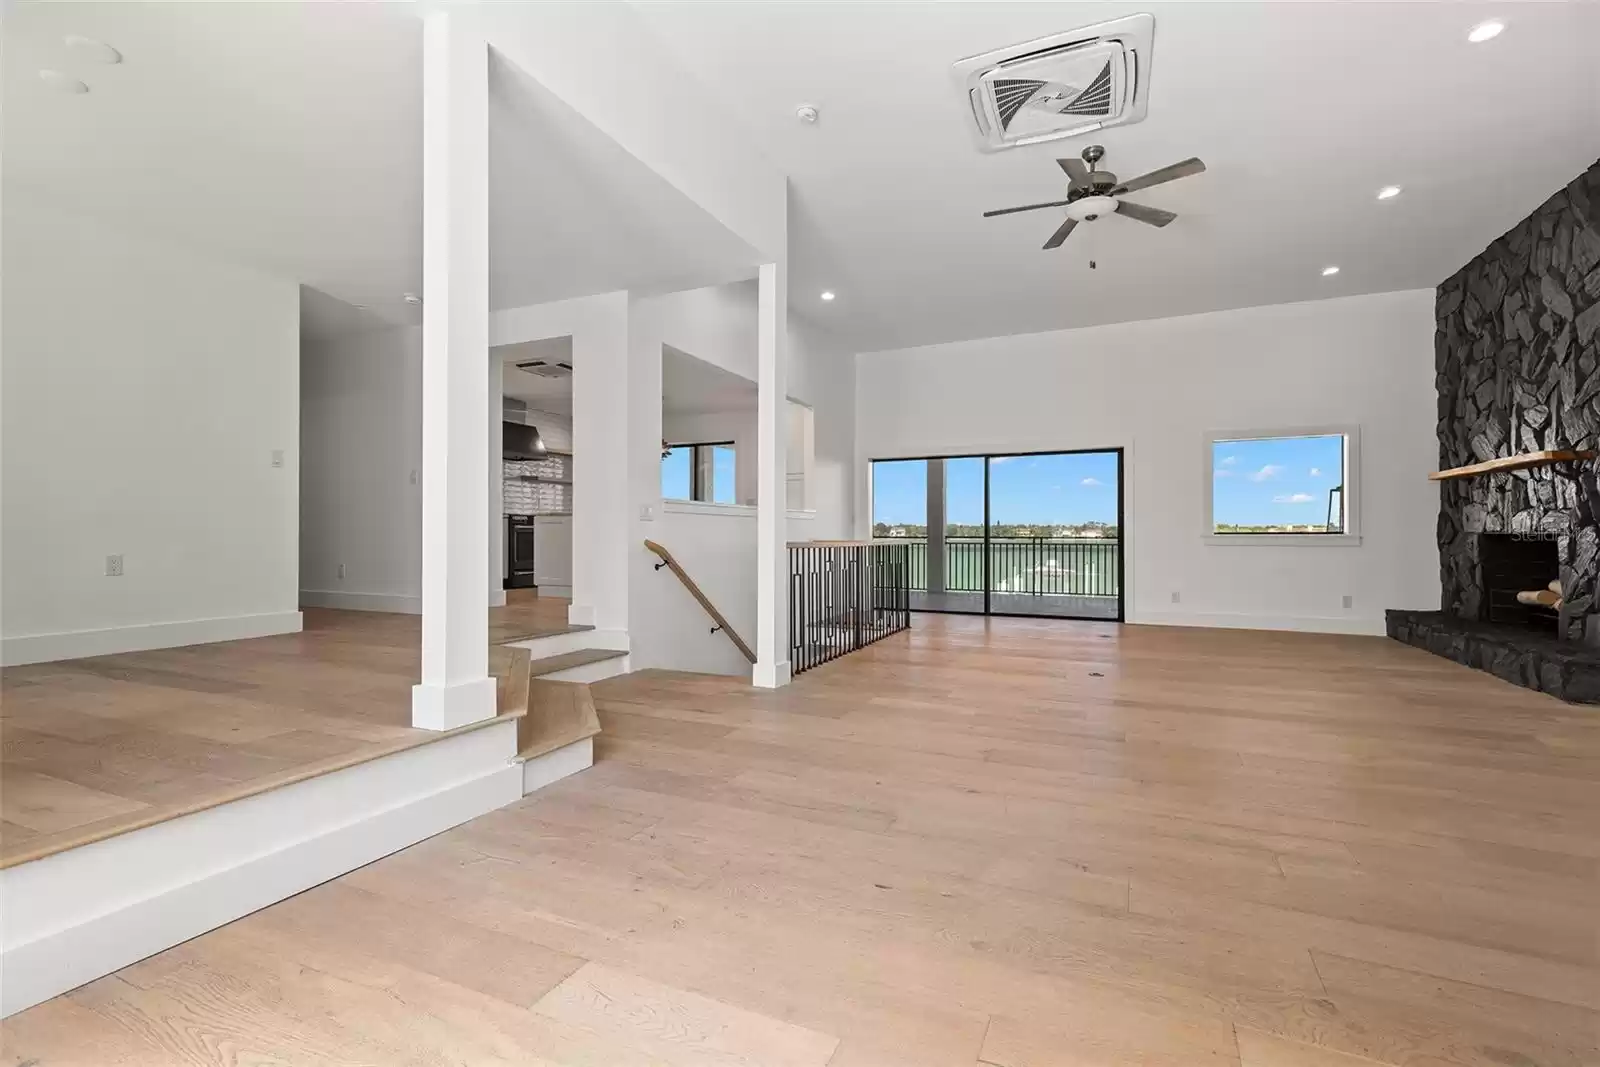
1170, 591, 1181, 604
1342, 594, 1354, 609
641, 504, 656, 522
271, 449, 285, 468
105, 553, 124, 577
337, 563, 346, 581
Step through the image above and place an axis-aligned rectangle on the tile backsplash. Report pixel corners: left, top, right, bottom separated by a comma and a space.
504, 454, 572, 514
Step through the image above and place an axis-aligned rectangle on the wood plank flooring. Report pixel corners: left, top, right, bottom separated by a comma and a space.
4, 614, 1598, 1066
0, 592, 571, 865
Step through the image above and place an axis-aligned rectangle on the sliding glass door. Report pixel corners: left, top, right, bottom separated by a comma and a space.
870, 449, 1123, 621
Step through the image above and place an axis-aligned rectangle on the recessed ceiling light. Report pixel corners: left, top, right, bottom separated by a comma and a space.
38, 69, 88, 94
820, 291, 836, 301
64, 35, 122, 64
1467, 19, 1504, 43
1376, 185, 1402, 200
796, 105, 820, 125
403, 293, 422, 305
1321, 266, 1341, 277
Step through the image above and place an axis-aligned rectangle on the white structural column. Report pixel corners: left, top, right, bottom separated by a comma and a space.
926, 458, 947, 596
413, 10, 495, 731
754, 261, 791, 688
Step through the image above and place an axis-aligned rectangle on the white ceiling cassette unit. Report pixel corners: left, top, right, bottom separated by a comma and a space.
954, 13, 1155, 153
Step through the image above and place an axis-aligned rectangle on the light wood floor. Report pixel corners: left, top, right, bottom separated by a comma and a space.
4, 614, 1598, 1066
0, 591, 571, 866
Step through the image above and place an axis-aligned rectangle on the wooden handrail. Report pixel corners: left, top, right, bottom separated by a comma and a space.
643, 539, 757, 664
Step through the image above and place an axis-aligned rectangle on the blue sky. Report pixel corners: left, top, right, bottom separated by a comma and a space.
872, 452, 1121, 526
662, 444, 736, 504
1212, 435, 1344, 527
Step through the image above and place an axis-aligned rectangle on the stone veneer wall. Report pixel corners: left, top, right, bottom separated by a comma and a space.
1435, 159, 1600, 631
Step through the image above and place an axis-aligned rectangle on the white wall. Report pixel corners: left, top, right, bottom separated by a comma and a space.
1, 194, 302, 664
855, 290, 1440, 635
662, 410, 757, 504
300, 324, 423, 613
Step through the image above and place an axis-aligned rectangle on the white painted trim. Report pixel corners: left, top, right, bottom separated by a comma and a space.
1203, 425, 1361, 542
0, 720, 520, 1018
1131, 610, 1382, 636
411, 676, 498, 731
489, 588, 507, 608
536, 583, 573, 599
539, 654, 631, 684
519, 735, 594, 794
752, 658, 792, 688
664, 499, 755, 517
661, 500, 815, 521
0, 611, 303, 668
300, 590, 423, 614
506, 627, 629, 659
568, 603, 598, 627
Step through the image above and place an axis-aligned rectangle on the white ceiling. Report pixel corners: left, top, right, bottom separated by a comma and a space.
497, 337, 574, 416
10, 3, 1596, 356
635, 1, 1600, 351
2, 2, 755, 338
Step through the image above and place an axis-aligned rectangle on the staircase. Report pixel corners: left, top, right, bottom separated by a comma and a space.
491, 626, 628, 794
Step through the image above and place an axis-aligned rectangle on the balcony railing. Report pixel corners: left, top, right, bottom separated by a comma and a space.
789, 541, 911, 675
886, 537, 1121, 597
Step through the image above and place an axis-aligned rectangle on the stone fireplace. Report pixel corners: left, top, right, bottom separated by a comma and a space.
1387, 156, 1600, 701
1477, 533, 1560, 630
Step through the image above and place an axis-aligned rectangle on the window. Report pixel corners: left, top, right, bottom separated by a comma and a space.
662, 441, 736, 504
1206, 428, 1359, 544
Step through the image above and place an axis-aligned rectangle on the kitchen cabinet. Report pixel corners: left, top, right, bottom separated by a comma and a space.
533, 514, 573, 589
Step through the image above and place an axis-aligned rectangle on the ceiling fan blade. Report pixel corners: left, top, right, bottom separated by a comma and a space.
1043, 217, 1078, 250
1111, 157, 1205, 195
1056, 157, 1090, 186
1115, 200, 1177, 227
983, 199, 1073, 218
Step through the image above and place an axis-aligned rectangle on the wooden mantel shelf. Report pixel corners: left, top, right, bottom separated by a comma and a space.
1429, 450, 1597, 482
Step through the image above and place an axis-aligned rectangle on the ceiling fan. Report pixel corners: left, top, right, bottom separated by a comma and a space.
983, 145, 1205, 250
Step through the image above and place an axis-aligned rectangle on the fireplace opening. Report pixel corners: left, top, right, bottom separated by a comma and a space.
1478, 533, 1559, 631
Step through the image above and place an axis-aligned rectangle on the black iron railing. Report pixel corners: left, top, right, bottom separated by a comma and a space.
789, 541, 911, 675
892, 537, 1120, 597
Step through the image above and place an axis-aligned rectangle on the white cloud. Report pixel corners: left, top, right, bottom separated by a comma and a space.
1248, 464, 1286, 482
1081, 477, 1103, 486
1273, 493, 1316, 504
1213, 469, 1233, 479
1309, 467, 1323, 477
1220, 456, 1238, 466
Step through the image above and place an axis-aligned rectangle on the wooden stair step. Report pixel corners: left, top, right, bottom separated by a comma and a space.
491, 645, 533, 717
517, 679, 602, 761
527, 647, 627, 678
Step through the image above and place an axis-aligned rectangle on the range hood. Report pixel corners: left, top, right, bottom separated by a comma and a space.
501, 397, 547, 459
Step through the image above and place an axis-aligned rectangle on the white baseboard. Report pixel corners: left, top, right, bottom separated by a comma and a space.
752, 658, 793, 688
0, 610, 304, 667
520, 735, 594, 794
300, 590, 422, 614
537, 584, 573, 599
568, 603, 598, 627
490, 589, 507, 608
0, 719, 520, 1018
1130, 610, 1384, 636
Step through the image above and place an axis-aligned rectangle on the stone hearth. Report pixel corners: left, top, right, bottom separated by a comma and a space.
1387, 609, 1600, 703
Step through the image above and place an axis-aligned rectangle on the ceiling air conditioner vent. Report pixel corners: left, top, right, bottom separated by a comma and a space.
954, 13, 1154, 153
514, 360, 573, 379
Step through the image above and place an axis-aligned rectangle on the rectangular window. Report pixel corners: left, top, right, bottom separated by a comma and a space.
1207, 429, 1357, 542
662, 441, 736, 504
